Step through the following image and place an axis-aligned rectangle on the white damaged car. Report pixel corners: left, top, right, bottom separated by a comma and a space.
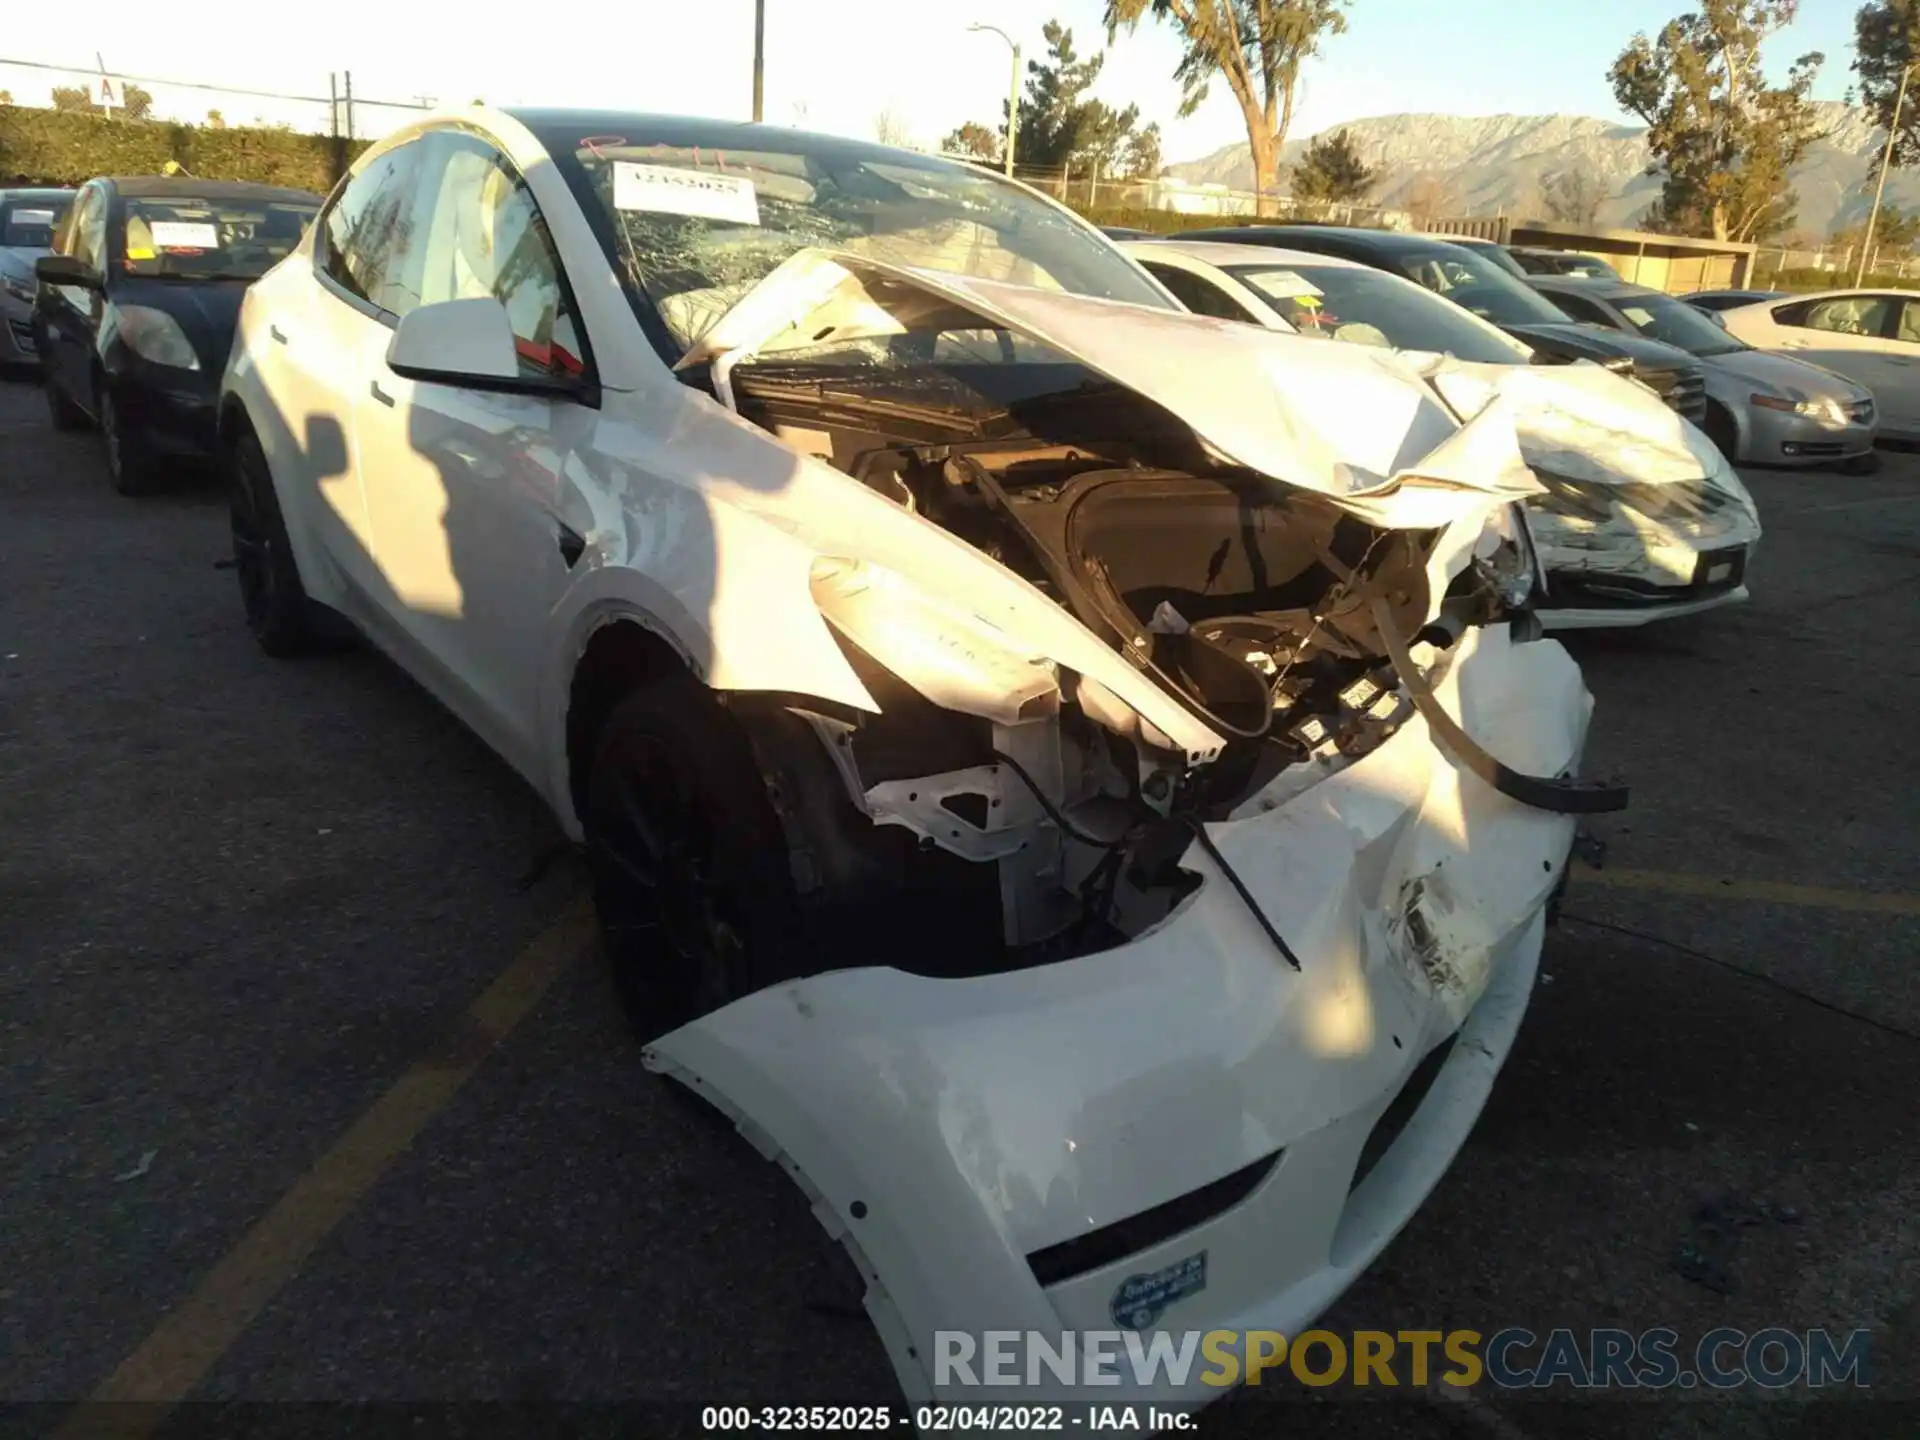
1127, 239, 1763, 630
220, 110, 1625, 1406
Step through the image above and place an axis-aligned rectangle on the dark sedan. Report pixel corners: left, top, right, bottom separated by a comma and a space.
34, 176, 320, 494
1178, 224, 1708, 422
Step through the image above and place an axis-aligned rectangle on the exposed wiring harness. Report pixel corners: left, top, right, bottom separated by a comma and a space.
991, 748, 1303, 971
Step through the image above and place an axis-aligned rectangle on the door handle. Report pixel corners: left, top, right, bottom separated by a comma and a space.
555, 522, 586, 568
369, 380, 394, 407
269, 324, 288, 345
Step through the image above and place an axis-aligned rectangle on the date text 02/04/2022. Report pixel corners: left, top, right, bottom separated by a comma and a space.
699, 1404, 1197, 1431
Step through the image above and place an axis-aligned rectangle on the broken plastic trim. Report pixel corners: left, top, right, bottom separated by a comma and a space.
1371, 599, 1628, 816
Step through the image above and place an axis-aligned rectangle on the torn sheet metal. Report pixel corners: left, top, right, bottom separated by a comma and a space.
645, 621, 1588, 1405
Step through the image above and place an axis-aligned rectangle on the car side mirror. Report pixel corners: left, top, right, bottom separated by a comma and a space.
386, 298, 522, 388
36, 253, 99, 289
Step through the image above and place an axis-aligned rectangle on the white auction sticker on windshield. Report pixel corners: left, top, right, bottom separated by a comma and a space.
613, 163, 760, 225
14, 209, 55, 226
150, 221, 221, 250
1244, 269, 1323, 301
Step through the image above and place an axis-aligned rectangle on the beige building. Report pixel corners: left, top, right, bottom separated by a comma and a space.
1425, 217, 1756, 293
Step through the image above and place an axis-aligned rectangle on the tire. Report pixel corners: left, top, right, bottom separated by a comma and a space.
584, 677, 804, 1042
100, 386, 163, 495
1702, 403, 1740, 465
229, 429, 324, 656
1842, 450, 1882, 476
43, 365, 87, 431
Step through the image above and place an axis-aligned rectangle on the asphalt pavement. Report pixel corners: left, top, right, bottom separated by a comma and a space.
2, 370, 1916, 1440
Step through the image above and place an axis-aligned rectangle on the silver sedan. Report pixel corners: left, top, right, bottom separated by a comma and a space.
0, 188, 75, 369
1530, 276, 1877, 471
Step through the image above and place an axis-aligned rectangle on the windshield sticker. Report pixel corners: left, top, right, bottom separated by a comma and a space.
1244, 269, 1324, 301
613, 163, 760, 226
14, 209, 56, 226
149, 221, 221, 251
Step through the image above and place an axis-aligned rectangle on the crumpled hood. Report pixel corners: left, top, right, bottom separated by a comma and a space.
1702, 346, 1871, 402
680, 247, 1546, 528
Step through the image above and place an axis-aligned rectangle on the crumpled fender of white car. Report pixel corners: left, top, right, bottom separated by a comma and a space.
645, 621, 1591, 1405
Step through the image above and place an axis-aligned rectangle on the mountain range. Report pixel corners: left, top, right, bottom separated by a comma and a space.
1164, 103, 1910, 240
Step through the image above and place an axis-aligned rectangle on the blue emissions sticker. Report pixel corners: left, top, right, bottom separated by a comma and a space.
1109, 1251, 1208, 1330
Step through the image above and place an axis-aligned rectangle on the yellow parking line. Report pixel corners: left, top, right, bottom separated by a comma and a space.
1571, 864, 1920, 917
56, 893, 597, 1440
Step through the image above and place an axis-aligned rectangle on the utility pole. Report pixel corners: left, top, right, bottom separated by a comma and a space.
752, 0, 765, 122
1859, 58, 1914, 288
967, 24, 1020, 177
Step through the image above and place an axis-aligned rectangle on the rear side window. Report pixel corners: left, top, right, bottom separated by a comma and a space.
411, 132, 588, 382
319, 140, 429, 320
1142, 262, 1260, 323
1775, 295, 1894, 337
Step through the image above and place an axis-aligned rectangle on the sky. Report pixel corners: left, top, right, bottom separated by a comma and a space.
0, 0, 1863, 164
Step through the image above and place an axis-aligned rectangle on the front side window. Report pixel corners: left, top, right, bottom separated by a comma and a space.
64, 187, 107, 272
1, 196, 73, 249
120, 195, 318, 280
1142, 262, 1261, 322
320, 140, 429, 320
412, 134, 586, 382
1228, 262, 1531, 364
540, 125, 1170, 359
1610, 292, 1747, 356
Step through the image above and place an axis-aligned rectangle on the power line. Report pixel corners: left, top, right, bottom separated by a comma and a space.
0, 55, 428, 111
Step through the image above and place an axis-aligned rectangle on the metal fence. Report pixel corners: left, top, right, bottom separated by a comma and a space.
1750, 243, 1918, 284
0, 56, 428, 139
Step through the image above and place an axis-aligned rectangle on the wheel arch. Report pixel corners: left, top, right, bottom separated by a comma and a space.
1702, 395, 1745, 463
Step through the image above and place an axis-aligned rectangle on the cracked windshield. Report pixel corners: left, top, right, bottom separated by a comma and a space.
557, 137, 1168, 357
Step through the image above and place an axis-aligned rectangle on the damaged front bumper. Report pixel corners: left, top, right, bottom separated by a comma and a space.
645, 621, 1588, 1405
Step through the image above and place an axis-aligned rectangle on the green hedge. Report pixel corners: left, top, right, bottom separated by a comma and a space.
0, 105, 366, 195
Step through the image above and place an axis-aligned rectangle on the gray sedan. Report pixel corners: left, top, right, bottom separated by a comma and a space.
1531, 275, 1877, 470
0, 188, 74, 369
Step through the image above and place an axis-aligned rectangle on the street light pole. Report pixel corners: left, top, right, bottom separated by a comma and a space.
752, 0, 766, 123
968, 23, 1020, 176
1859, 57, 1914, 288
